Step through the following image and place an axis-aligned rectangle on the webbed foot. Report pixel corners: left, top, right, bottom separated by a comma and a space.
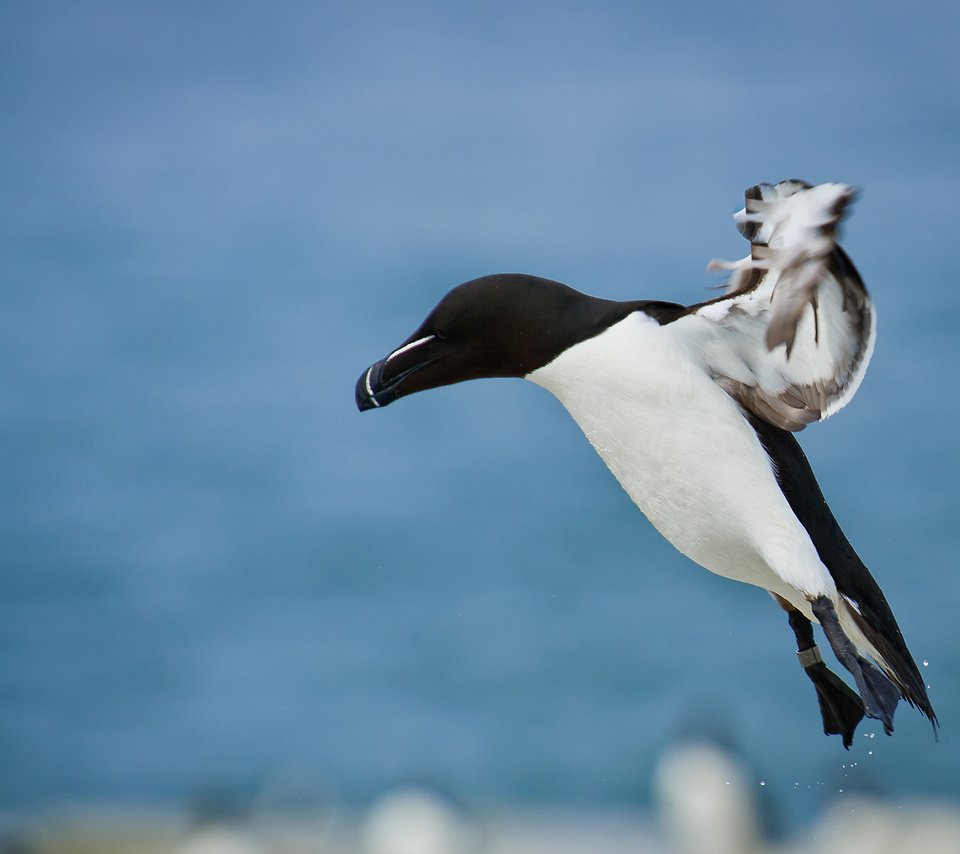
811, 595, 899, 734
798, 647, 864, 748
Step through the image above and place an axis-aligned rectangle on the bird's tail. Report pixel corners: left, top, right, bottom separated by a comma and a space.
839, 595, 938, 734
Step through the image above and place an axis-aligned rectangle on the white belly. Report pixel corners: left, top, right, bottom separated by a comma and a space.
526, 312, 834, 603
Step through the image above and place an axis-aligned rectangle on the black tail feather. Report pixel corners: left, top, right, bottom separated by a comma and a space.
845, 601, 939, 733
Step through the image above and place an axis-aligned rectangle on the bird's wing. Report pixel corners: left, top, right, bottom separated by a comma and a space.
689, 180, 875, 432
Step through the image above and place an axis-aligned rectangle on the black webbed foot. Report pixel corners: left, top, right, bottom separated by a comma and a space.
811, 595, 900, 734
781, 603, 865, 747
801, 654, 865, 748
855, 655, 900, 735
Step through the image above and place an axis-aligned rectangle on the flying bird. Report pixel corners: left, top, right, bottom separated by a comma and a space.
355, 180, 937, 747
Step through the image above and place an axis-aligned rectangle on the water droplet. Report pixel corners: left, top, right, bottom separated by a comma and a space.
760, 780, 766, 787
868, 750, 873, 756
724, 781, 731, 785
839, 788, 844, 793
923, 660, 929, 667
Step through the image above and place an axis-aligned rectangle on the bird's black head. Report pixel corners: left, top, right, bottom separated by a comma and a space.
356, 273, 646, 411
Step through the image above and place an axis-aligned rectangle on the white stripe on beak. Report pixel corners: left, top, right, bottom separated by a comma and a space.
385, 334, 436, 365
363, 366, 380, 407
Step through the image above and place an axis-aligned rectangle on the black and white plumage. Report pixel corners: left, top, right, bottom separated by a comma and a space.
697, 181, 874, 431
356, 180, 937, 746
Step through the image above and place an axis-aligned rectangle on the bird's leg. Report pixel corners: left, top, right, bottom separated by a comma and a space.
810, 595, 900, 735
772, 594, 864, 748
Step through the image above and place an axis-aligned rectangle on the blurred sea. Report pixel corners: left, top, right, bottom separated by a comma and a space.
2, 0, 959, 832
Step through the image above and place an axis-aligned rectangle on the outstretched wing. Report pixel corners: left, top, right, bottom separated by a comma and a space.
689, 180, 875, 432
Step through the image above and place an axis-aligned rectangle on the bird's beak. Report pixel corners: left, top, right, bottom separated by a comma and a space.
355, 334, 438, 411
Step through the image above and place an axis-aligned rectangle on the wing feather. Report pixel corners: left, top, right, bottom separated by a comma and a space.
692, 181, 875, 432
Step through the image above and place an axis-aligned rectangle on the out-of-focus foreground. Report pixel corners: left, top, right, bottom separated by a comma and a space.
6, 742, 959, 854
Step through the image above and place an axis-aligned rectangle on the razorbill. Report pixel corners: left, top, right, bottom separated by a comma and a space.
355, 180, 937, 746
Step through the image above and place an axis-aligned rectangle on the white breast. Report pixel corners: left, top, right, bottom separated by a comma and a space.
526, 312, 835, 605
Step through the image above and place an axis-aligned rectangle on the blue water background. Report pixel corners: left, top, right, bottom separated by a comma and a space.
2, 0, 959, 828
